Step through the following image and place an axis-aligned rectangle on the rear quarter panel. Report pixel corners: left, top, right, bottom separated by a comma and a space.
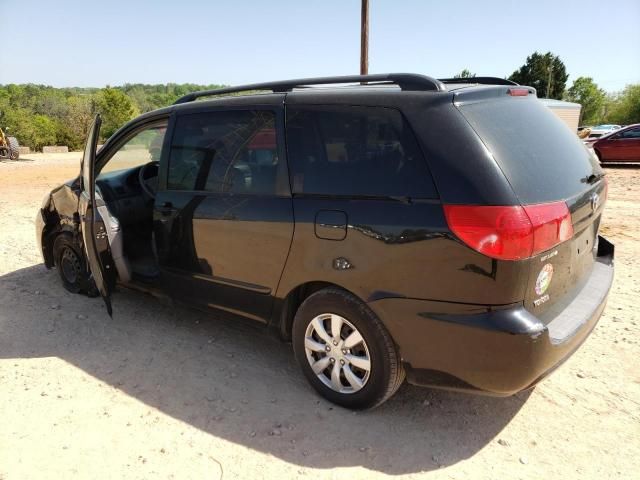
276, 198, 529, 305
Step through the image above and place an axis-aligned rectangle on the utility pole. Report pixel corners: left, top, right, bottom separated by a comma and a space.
360, 0, 369, 75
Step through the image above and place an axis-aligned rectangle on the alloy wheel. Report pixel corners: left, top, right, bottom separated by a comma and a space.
304, 313, 371, 394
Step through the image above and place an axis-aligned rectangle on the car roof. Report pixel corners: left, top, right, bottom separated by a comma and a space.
173, 92, 286, 113
138, 73, 534, 118
610, 123, 639, 131
167, 83, 528, 113
165, 74, 525, 112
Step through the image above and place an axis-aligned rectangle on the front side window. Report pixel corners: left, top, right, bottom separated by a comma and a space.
100, 122, 167, 175
286, 105, 436, 198
167, 110, 278, 194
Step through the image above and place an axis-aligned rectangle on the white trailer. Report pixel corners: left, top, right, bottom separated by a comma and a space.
540, 99, 582, 132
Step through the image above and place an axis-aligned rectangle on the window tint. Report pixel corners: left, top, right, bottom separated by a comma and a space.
168, 110, 278, 194
620, 128, 640, 139
286, 106, 436, 198
458, 98, 602, 204
101, 122, 167, 175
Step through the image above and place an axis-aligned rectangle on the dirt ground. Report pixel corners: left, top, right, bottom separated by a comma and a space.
1, 153, 638, 480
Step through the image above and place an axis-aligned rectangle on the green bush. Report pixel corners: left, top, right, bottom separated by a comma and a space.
604, 85, 640, 125
0, 83, 224, 151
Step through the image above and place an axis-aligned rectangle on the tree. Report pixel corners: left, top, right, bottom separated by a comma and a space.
0, 82, 229, 149
509, 51, 568, 99
93, 87, 139, 139
453, 69, 475, 79
604, 84, 640, 125
61, 96, 95, 150
565, 77, 606, 125
27, 114, 58, 150
33, 88, 68, 120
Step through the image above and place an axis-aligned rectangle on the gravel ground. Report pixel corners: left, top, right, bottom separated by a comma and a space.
0, 153, 639, 479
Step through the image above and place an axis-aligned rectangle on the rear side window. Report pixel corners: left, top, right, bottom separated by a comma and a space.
286, 105, 437, 198
168, 110, 278, 194
457, 98, 602, 204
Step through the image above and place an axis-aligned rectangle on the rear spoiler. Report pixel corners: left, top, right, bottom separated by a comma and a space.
438, 77, 518, 86
451, 85, 537, 104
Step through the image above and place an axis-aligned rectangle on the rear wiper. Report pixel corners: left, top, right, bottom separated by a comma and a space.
582, 173, 605, 184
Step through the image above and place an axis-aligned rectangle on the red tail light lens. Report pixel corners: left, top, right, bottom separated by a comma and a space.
508, 88, 530, 96
444, 202, 573, 261
443, 206, 532, 260
524, 203, 574, 254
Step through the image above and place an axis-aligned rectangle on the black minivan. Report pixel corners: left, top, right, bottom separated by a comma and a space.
36, 74, 614, 409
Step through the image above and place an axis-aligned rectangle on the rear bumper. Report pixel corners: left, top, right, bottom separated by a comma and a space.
368, 236, 615, 395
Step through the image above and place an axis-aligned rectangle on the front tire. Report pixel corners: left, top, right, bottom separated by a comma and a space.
53, 233, 97, 296
292, 288, 404, 409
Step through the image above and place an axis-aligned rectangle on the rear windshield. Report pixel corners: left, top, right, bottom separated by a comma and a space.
457, 98, 602, 204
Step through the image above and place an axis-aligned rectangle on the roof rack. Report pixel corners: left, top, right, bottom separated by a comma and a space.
438, 77, 518, 86
173, 73, 446, 104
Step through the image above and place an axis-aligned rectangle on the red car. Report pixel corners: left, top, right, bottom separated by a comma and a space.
589, 123, 640, 163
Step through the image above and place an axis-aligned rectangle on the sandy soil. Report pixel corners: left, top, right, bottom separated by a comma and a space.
0, 153, 638, 479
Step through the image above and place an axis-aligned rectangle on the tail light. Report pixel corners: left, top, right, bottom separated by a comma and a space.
444, 202, 573, 261
508, 88, 531, 96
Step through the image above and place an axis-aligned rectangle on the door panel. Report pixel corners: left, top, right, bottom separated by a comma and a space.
597, 139, 614, 160
154, 191, 293, 321
619, 138, 640, 161
153, 105, 293, 322
78, 114, 113, 314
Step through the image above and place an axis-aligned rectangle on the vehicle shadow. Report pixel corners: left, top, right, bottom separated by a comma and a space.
601, 162, 640, 169
0, 264, 530, 474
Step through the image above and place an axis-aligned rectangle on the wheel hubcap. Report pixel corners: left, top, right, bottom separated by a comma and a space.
60, 247, 81, 284
304, 313, 371, 394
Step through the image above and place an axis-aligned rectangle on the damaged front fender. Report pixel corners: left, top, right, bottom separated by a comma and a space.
36, 177, 82, 268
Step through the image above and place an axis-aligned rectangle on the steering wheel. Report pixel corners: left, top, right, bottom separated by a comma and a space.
138, 161, 159, 200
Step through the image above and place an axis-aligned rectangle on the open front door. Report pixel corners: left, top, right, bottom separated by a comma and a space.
78, 114, 112, 315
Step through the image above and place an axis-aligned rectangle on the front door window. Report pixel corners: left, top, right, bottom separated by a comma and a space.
100, 123, 167, 175
166, 110, 278, 194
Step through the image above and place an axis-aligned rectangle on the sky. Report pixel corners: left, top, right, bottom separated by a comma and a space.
1, 0, 638, 92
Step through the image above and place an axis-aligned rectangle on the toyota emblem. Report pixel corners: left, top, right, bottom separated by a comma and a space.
590, 193, 600, 212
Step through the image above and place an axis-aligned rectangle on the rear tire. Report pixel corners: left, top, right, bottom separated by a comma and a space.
7, 137, 19, 160
53, 233, 97, 296
292, 287, 404, 410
